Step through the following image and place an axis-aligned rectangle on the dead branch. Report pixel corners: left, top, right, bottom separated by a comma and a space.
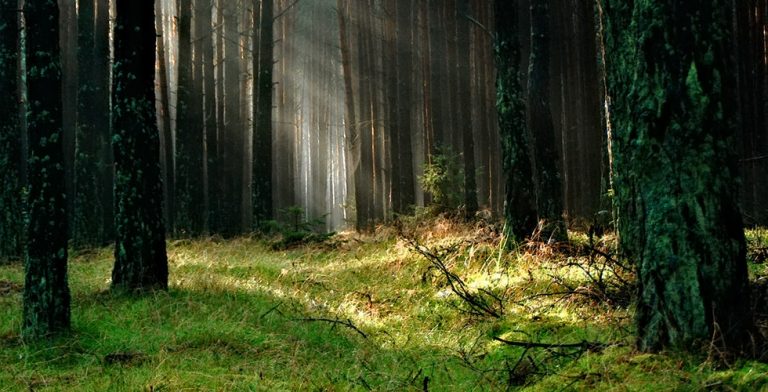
493, 337, 613, 352
404, 236, 503, 318
297, 317, 368, 339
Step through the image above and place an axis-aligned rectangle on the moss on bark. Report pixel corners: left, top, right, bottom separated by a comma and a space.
494, 1, 537, 243
22, 0, 71, 340
604, 0, 755, 354
111, 0, 168, 292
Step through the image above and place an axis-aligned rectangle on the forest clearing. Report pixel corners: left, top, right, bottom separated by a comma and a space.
4, 0, 768, 390
2, 219, 768, 390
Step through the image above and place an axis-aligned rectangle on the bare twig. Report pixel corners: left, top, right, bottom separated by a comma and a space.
493, 337, 613, 352
405, 236, 503, 318
260, 302, 282, 319
297, 317, 368, 339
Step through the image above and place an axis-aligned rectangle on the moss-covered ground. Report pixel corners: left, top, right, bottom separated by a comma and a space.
1, 218, 768, 391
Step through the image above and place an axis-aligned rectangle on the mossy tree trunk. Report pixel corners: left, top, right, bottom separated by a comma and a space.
526, 0, 566, 241
494, 1, 537, 242
112, 0, 168, 292
0, 0, 23, 261
22, 0, 71, 339
604, 0, 755, 354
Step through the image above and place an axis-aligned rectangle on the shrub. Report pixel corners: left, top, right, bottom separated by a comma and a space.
420, 147, 465, 214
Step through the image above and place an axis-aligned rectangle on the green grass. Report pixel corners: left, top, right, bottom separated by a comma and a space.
1, 222, 768, 391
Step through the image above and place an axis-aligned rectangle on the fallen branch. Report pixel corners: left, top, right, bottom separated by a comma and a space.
260, 302, 283, 319
297, 317, 368, 339
493, 337, 614, 352
404, 236, 503, 318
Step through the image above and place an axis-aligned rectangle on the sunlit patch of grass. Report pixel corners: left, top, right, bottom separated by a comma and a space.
1, 224, 767, 390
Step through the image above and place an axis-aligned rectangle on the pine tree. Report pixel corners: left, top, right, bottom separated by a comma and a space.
22, 0, 71, 339
527, 0, 566, 241
604, 0, 755, 354
111, 0, 168, 291
494, 1, 536, 242
253, 0, 274, 226
0, 0, 23, 260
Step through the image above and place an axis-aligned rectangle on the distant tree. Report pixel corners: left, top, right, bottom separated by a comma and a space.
494, 0, 536, 242
22, 0, 71, 339
73, 0, 113, 248
175, 0, 206, 236
527, 0, 566, 241
604, 0, 756, 354
111, 0, 168, 291
0, 0, 23, 260
252, 0, 274, 227
456, 0, 477, 218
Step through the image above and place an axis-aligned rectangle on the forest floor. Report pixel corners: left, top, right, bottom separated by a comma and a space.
2, 217, 768, 391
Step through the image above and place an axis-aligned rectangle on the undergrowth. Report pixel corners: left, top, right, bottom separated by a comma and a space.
0, 218, 767, 390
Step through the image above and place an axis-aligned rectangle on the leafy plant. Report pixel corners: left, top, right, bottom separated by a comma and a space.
420, 147, 465, 214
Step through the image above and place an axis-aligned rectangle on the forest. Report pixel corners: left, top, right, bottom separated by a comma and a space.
2, 0, 768, 390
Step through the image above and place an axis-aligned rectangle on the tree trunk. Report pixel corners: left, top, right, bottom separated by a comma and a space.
253, 0, 274, 227
201, 0, 215, 233
494, 0, 537, 242
0, 0, 23, 260
527, 0, 567, 241
22, 0, 71, 339
112, 0, 168, 292
221, 1, 243, 236
175, 0, 206, 236
393, 0, 415, 214
73, 0, 113, 248
337, 0, 360, 229
457, 0, 477, 217
156, 0, 175, 234
604, 0, 755, 354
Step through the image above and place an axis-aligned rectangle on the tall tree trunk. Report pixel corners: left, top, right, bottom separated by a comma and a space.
221, 1, 243, 236
494, 0, 536, 242
175, 0, 205, 236
156, 0, 175, 234
112, 0, 168, 292
94, 0, 112, 242
604, 0, 755, 354
394, 0, 415, 214
22, 0, 71, 339
253, 0, 274, 227
201, 0, 215, 233
60, 0, 76, 240
0, 0, 23, 260
527, 0, 567, 241
73, 0, 113, 247
337, 0, 360, 229
457, 0, 477, 217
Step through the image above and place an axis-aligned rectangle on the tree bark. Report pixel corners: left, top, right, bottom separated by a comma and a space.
527, 0, 567, 241
494, 0, 537, 242
253, 0, 274, 226
604, 0, 755, 354
112, 0, 168, 292
22, 0, 71, 339
156, 0, 175, 234
73, 0, 113, 247
0, 0, 23, 260
457, 0, 477, 217
175, 0, 206, 236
